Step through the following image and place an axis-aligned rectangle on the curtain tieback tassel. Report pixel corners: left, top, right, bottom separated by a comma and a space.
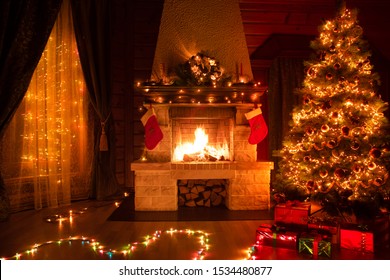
99, 113, 111, 151
99, 121, 108, 151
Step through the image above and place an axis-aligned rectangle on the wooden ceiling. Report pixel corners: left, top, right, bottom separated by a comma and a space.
239, 0, 390, 61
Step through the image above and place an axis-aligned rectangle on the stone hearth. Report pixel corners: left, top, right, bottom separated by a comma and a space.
131, 161, 273, 211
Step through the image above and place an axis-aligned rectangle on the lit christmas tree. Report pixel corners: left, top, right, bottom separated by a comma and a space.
273, 4, 390, 219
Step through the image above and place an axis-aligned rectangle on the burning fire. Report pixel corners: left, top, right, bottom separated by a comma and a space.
173, 127, 229, 162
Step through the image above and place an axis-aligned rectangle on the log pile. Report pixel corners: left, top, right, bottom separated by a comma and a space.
178, 179, 228, 207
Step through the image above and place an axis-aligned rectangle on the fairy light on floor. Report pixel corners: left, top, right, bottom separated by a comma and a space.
44, 208, 87, 224
246, 244, 258, 260
0, 229, 210, 260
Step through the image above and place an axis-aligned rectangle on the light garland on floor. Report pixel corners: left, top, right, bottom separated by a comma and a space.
246, 244, 259, 260
44, 208, 88, 223
0, 228, 210, 260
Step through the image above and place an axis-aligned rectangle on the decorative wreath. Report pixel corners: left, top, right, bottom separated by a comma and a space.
175, 52, 231, 86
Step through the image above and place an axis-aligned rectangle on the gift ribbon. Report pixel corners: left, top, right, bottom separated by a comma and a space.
273, 232, 277, 247
313, 237, 320, 257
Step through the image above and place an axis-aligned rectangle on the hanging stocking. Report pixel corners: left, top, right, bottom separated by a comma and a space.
141, 107, 163, 150
245, 107, 268, 145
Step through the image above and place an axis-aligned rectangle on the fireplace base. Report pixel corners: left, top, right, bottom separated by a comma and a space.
131, 161, 274, 211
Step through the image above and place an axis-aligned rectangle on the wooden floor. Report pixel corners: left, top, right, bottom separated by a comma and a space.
0, 198, 389, 260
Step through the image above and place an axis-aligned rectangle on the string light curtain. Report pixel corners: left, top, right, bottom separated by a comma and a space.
0, 0, 92, 211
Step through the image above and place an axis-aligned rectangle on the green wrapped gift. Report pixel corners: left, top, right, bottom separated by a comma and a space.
298, 232, 332, 258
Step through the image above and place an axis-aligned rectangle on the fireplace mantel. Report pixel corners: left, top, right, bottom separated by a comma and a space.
135, 84, 267, 104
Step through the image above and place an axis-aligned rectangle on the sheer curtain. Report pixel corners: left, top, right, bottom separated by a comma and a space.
0, 0, 92, 211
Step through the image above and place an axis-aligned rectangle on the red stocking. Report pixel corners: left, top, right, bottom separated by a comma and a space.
141, 108, 163, 150
245, 107, 268, 145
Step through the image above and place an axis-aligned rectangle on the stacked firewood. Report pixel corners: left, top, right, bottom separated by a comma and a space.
178, 179, 228, 207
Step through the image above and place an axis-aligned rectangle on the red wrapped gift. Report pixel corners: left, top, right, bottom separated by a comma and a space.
372, 213, 390, 251
274, 201, 311, 226
256, 224, 298, 250
340, 224, 374, 253
356, 212, 390, 252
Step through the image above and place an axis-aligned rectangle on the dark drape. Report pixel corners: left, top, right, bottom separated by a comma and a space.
0, 0, 63, 221
268, 57, 306, 172
71, 0, 119, 200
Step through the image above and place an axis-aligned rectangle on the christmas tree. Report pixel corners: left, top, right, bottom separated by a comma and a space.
273, 4, 390, 219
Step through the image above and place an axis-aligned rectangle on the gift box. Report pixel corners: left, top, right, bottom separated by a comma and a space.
298, 232, 332, 258
274, 201, 311, 227
356, 212, 390, 252
372, 213, 390, 251
340, 223, 374, 253
256, 224, 298, 250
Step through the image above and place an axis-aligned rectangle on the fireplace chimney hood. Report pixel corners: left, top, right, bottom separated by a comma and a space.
151, 0, 254, 84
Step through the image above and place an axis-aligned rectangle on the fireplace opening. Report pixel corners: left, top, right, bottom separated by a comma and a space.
178, 179, 228, 208
171, 107, 234, 162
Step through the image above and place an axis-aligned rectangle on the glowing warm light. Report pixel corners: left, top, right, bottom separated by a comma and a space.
173, 127, 229, 162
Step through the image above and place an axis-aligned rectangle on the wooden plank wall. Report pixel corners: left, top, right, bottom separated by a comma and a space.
110, 0, 164, 191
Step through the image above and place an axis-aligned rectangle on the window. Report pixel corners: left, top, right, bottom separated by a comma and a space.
0, 0, 92, 211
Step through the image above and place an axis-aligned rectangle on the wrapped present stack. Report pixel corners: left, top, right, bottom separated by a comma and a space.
249, 200, 390, 260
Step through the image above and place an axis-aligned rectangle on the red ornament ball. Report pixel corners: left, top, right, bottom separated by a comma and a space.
327, 140, 337, 149
368, 162, 377, 170
326, 73, 333, 80
373, 178, 384, 186
352, 164, 363, 173
341, 126, 350, 136
306, 127, 315, 136
334, 63, 341, 70
306, 180, 316, 190
321, 124, 330, 133
319, 169, 328, 178
334, 168, 346, 178
369, 148, 382, 158
351, 141, 360, 150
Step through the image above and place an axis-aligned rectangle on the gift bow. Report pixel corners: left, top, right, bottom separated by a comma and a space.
357, 224, 369, 231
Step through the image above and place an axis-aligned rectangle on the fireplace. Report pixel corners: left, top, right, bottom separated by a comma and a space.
131, 0, 274, 211
131, 86, 274, 211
